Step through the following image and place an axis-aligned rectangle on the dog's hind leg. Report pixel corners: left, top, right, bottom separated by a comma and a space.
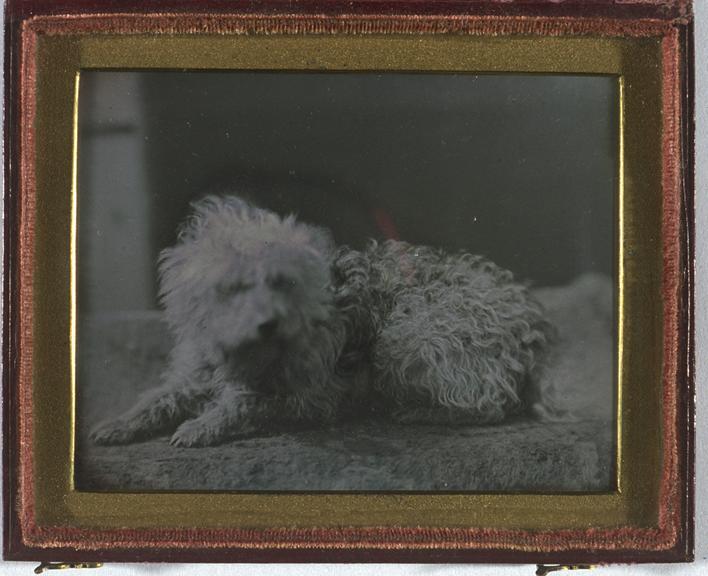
524, 361, 577, 423
90, 379, 213, 445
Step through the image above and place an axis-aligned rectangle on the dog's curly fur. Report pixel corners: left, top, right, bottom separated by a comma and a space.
91, 195, 560, 447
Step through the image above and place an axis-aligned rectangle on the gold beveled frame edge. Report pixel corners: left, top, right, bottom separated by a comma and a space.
13, 15, 682, 552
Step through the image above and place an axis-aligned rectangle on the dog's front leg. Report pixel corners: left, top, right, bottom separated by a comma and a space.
90, 378, 212, 445
169, 386, 288, 447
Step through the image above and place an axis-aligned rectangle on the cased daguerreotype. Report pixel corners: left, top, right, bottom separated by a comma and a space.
3, 0, 694, 568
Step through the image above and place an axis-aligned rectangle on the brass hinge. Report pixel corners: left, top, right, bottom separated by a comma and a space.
536, 565, 596, 576
34, 562, 103, 574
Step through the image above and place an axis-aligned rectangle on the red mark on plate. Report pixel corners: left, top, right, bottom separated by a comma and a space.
373, 208, 400, 240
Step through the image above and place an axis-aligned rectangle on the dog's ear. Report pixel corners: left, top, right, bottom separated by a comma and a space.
157, 240, 200, 333
307, 225, 336, 258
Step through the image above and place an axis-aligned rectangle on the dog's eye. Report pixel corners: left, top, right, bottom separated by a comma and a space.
216, 282, 248, 297
269, 275, 297, 291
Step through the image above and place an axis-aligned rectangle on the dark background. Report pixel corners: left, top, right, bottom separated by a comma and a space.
77, 71, 618, 313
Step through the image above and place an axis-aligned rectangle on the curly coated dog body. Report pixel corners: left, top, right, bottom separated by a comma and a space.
91, 196, 560, 447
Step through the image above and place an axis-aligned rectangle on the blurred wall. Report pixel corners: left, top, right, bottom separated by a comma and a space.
78, 71, 618, 313
77, 73, 152, 312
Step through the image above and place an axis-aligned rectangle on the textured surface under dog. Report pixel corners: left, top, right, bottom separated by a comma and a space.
78, 419, 610, 491
75, 274, 613, 491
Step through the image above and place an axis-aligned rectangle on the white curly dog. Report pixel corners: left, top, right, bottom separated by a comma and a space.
91, 196, 561, 447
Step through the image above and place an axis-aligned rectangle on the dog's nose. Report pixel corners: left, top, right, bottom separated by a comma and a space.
258, 319, 279, 339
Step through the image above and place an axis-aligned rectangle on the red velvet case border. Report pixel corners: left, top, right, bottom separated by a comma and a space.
3, 0, 694, 564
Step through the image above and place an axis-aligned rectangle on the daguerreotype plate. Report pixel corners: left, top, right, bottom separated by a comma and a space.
3, 0, 695, 568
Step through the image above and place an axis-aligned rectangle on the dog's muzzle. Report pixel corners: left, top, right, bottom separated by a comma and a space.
257, 318, 280, 340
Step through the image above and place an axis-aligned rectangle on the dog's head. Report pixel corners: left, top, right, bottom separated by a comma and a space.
159, 196, 336, 368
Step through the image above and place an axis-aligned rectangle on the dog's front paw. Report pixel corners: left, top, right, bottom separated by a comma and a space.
170, 418, 224, 448
90, 419, 139, 445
